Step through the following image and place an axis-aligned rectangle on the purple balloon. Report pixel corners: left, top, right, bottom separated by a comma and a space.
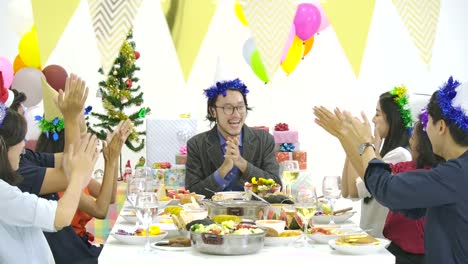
294, 3, 321, 41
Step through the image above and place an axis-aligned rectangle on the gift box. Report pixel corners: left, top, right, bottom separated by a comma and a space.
274, 143, 300, 152
293, 151, 307, 170
273, 130, 298, 144
151, 169, 166, 186
146, 118, 197, 165
165, 165, 186, 188
275, 151, 307, 170
175, 154, 187, 165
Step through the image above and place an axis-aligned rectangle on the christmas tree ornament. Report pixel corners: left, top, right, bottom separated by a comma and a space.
134, 51, 140, 59
126, 78, 133, 88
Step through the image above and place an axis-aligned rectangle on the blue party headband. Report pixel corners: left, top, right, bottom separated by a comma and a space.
203, 78, 249, 102
436, 76, 468, 133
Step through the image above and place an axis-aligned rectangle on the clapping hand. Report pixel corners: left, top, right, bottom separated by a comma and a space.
57, 74, 89, 119
63, 133, 99, 188
341, 111, 373, 145
102, 120, 133, 162
313, 106, 347, 138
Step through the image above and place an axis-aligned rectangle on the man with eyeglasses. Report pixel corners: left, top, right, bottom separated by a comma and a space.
185, 61, 281, 198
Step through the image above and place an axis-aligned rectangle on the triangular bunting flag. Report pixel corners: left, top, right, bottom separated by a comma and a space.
242, 0, 297, 81
88, 0, 142, 76
392, 0, 440, 65
321, 0, 375, 77
161, 0, 217, 81
31, 0, 80, 66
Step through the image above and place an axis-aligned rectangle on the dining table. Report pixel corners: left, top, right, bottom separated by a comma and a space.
99, 202, 395, 264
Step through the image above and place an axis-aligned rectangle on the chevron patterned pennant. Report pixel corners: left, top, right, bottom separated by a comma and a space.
242, 0, 297, 81
88, 0, 142, 76
392, 0, 440, 65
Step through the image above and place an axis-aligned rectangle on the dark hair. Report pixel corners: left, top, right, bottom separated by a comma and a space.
205, 88, 252, 125
9, 89, 27, 113
35, 130, 65, 153
0, 109, 27, 186
427, 91, 468, 146
412, 121, 444, 168
379, 92, 410, 156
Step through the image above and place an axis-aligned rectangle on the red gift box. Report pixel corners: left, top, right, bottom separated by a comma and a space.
275, 151, 307, 170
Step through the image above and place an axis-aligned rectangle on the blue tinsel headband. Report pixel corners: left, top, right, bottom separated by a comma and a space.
0, 102, 7, 128
203, 78, 249, 102
436, 76, 468, 133
419, 108, 429, 131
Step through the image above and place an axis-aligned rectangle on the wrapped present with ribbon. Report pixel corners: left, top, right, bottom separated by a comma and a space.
151, 168, 166, 186
273, 123, 298, 144
165, 165, 186, 188
275, 142, 300, 152
293, 151, 307, 170
275, 151, 293, 163
175, 145, 187, 165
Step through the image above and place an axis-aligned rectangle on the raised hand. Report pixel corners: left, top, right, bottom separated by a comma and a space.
102, 120, 133, 162
342, 111, 373, 145
57, 73, 89, 119
313, 106, 346, 138
63, 133, 99, 188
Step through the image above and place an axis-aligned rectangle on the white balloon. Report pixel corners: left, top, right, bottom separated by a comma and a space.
242, 38, 256, 66
24, 103, 43, 141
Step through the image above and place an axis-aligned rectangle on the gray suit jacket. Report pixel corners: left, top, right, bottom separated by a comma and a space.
185, 125, 281, 198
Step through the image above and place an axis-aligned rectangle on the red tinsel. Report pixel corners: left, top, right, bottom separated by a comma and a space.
274, 123, 289, 131
134, 51, 140, 59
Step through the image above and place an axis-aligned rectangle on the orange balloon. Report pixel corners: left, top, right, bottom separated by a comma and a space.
303, 37, 315, 58
13, 55, 26, 73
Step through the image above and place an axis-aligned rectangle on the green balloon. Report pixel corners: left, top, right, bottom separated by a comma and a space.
250, 50, 269, 83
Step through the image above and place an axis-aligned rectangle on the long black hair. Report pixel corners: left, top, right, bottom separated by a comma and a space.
379, 92, 410, 156
412, 121, 443, 168
0, 109, 27, 186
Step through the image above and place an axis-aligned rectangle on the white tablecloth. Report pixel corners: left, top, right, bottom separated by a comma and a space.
99, 208, 395, 264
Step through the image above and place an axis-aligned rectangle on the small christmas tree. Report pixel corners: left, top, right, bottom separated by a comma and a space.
88, 31, 150, 152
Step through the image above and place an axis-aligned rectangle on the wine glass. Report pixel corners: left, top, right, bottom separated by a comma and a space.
293, 188, 317, 247
135, 192, 159, 252
134, 166, 156, 191
280, 160, 300, 197
322, 176, 342, 225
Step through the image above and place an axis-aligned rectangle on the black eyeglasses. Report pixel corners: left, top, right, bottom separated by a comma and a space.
215, 104, 247, 115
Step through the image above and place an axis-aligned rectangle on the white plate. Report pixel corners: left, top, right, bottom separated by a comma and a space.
328, 238, 390, 255
313, 211, 355, 224
308, 228, 362, 244
264, 235, 301, 246
151, 240, 192, 251
120, 212, 138, 223
159, 199, 180, 208
111, 231, 168, 245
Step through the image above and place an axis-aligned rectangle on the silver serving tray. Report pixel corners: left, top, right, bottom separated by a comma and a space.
190, 231, 265, 255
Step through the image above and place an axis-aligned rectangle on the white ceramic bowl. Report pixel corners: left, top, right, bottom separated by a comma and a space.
111, 231, 168, 245
312, 211, 355, 224
328, 238, 391, 255
264, 235, 301, 246
255, 220, 286, 234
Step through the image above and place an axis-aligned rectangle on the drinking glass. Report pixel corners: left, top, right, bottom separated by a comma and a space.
280, 160, 300, 197
293, 188, 317, 247
322, 176, 342, 225
133, 166, 155, 192
135, 192, 159, 252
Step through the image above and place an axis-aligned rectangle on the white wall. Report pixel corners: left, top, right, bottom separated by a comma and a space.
1, 0, 468, 191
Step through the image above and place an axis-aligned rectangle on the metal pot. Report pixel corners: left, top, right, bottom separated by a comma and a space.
190, 231, 265, 255
203, 200, 269, 220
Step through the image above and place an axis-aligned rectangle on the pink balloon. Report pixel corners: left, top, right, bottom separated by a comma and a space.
311, 0, 330, 31
281, 24, 296, 63
294, 3, 321, 41
0, 56, 14, 89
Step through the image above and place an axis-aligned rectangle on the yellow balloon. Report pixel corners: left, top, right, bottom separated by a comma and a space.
234, 1, 248, 26
18, 27, 41, 68
281, 36, 304, 74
